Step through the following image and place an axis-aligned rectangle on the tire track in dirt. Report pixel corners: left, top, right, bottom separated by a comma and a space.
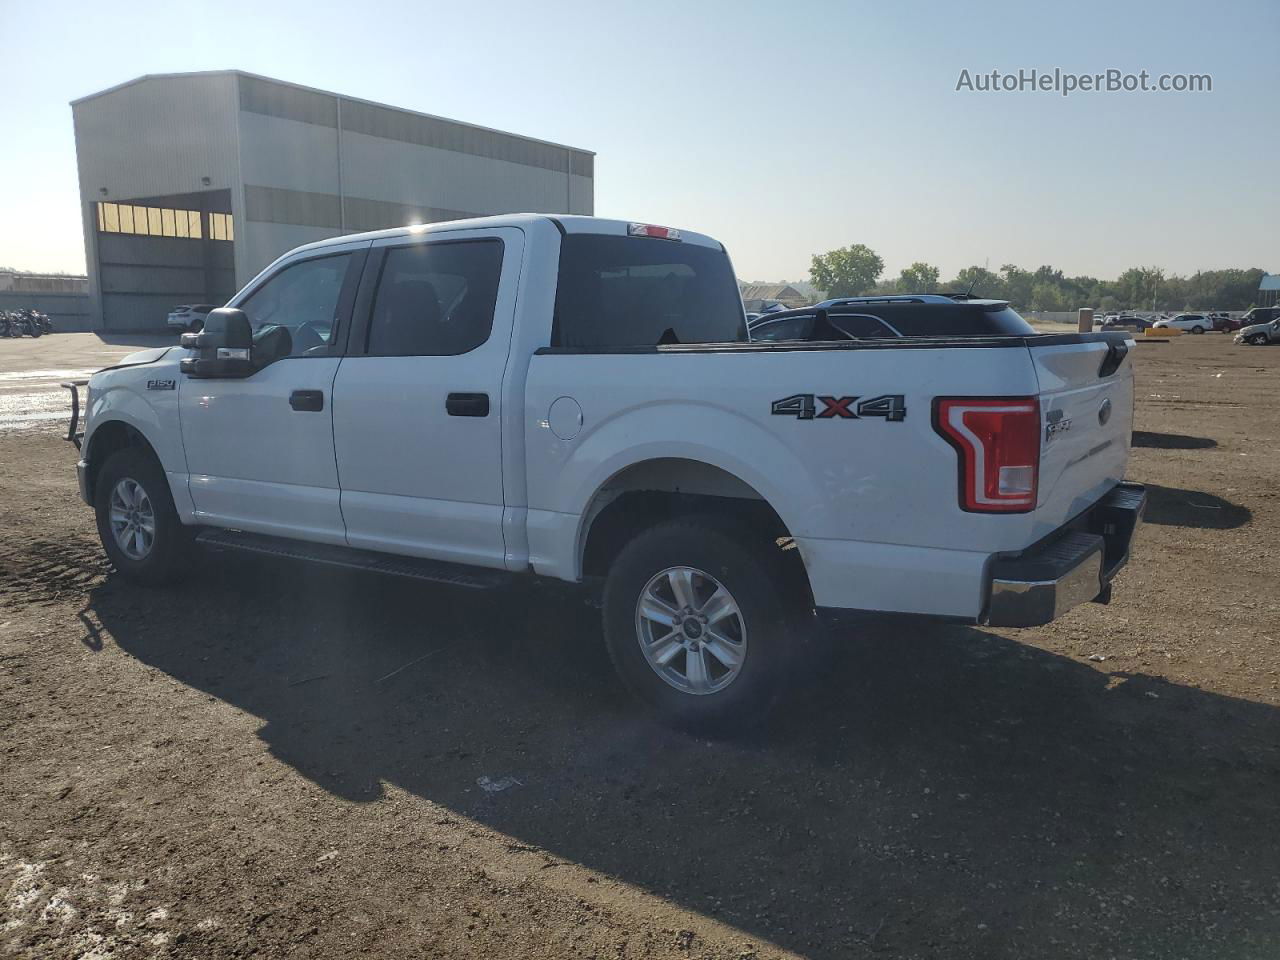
0, 537, 110, 607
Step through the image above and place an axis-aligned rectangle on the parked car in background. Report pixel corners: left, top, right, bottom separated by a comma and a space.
1101, 315, 1152, 332
1235, 317, 1280, 345
1238, 307, 1280, 329
1153, 313, 1212, 334
166, 304, 218, 333
747, 294, 1038, 342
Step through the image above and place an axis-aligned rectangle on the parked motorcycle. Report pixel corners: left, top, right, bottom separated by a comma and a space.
20, 308, 53, 334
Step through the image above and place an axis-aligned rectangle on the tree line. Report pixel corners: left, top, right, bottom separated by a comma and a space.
808, 244, 1269, 312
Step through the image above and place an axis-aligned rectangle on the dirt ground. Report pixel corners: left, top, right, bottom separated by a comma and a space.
1, 333, 1278, 959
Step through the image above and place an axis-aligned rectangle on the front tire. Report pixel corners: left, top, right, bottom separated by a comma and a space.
602, 519, 802, 734
1249, 334, 1268, 345
94, 447, 191, 585
187, 318, 204, 333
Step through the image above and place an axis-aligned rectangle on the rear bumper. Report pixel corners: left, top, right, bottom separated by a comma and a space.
983, 482, 1146, 627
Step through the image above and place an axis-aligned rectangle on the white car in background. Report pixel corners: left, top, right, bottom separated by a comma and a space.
1152, 313, 1212, 334
166, 304, 217, 333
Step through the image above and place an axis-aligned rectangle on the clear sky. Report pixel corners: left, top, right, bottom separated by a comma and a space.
1, 0, 1276, 282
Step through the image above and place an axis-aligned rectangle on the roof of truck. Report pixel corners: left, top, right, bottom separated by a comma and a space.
281, 215, 725, 259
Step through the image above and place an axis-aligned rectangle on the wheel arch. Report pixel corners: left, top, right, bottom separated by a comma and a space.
578, 457, 813, 603
84, 419, 161, 502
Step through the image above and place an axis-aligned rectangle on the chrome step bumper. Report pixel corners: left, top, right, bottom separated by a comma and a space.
983, 482, 1147, 627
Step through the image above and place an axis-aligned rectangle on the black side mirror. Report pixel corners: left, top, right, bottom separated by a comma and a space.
179, 308, 254, 379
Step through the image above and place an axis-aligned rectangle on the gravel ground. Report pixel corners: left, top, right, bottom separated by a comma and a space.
1, 333, 1278, 959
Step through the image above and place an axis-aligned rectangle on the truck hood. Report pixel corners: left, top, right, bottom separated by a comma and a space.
101, 345, 178, 371
1239, 322, 1272, 336
89, 346, 182, 391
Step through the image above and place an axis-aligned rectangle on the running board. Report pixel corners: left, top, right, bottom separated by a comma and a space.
194, 529, 511, 589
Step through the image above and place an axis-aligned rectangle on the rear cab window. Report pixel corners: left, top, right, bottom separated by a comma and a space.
553, 234, 746, 349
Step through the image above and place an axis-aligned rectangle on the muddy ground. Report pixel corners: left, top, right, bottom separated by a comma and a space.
1, 333, 1278, 959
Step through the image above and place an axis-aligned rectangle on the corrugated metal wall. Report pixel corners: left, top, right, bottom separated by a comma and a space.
73, 72, 596, 327
235, 73, 594, 280
0, 291, 91, 330
74, 75, 243, 331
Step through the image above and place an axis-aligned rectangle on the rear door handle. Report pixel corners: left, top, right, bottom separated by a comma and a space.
446, 392, 489, 417
289, 389, 324, 412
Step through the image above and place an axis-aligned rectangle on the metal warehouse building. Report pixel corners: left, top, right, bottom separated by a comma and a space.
72, 71, 594, 331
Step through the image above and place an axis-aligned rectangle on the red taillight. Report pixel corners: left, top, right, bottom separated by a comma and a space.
933, 397, 1041, 513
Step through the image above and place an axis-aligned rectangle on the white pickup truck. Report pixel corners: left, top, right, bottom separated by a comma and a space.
67, 214, 1145, 730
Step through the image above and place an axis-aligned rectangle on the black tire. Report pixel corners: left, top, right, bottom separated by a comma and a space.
187, 318, 204, 333
602, 519, 804, 734
1249, 335, 1267, 345
1191, 326, 1205, 334
94, 446, 192, 586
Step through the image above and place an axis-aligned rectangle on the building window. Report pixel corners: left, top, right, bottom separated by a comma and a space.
95, 202, 231, 242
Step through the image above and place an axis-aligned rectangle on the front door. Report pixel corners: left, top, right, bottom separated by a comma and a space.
179, 245, 367, 544
331, 228, 522, 569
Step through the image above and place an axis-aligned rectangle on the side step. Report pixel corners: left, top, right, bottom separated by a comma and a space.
194, 528, 512, 590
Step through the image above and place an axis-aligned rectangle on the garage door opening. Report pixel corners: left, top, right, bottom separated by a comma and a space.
94, 189, 236, 332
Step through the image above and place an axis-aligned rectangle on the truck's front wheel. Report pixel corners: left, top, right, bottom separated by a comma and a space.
602, 520, 800, 733
94, 447, 191, 586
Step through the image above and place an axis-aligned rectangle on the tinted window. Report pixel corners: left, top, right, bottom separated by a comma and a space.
367, 240, 503, 356
750, 315, 815, 342
863, 304, 1035, 336
553, 234, 745, 349
830, 314, 900, 338
239, 252, 355, 361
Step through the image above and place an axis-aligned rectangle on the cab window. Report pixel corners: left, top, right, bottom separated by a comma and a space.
238, 252, 357, 362
366, 239, 504, 357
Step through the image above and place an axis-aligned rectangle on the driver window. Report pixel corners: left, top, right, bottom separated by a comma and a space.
238, 252, 355, 362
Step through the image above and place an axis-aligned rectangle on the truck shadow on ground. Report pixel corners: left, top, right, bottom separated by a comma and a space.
86, 556, 1280, 958
1142, 483, 1251, 530
1132, 430, 1217, 450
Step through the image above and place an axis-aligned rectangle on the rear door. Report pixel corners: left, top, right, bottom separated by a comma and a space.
330, 227, 523, 569
1027, 335, 1135, 540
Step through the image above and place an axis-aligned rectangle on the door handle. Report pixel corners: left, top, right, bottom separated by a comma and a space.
446, 392, 489, 417
289, 389, 324, 412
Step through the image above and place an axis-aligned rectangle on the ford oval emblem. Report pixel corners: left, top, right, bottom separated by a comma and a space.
1098, 398, 1113, 426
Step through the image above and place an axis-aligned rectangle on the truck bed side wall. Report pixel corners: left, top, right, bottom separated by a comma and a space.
524, 346, 1047, 618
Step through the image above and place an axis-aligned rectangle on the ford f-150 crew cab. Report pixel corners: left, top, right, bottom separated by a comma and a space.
67, 214, 1145, 731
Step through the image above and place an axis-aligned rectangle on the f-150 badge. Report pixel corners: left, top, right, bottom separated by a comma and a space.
1044, 408, 1072, 442
771, 394, 906, 421
147, 379, 176, 391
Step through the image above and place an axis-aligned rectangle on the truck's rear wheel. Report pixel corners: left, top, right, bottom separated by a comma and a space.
602, 520, 800, 734
94, 447, 191, 586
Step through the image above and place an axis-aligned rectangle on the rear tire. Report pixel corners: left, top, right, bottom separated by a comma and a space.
601, 519, 803, 735
187, 318, 204, 333
1191, 326, 1205, 334
94, 447, 192, 586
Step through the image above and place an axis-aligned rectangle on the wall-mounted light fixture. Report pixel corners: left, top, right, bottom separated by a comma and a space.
200, 176, 212, 186
98, 187, 108, 196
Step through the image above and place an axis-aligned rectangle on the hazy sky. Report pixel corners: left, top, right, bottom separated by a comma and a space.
2, 0, 1276, 282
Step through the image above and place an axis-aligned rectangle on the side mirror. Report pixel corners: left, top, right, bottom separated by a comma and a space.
179, 308, 254, 378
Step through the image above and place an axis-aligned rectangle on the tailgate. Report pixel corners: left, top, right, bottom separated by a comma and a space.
1029, 335, 1135, 540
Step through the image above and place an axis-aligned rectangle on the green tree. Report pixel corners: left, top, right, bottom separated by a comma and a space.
809, 244, 884, 298
999, 264, 1034, 309
897, 262, 940, 293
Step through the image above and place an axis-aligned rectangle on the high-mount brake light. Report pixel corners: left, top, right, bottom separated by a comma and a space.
933, 397, 1041, 513
627, 222, 682, 241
